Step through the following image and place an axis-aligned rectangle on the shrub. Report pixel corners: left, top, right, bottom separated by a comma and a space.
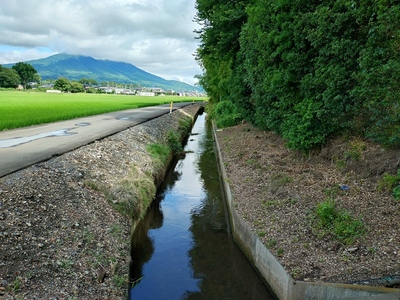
208, 100, 242, 128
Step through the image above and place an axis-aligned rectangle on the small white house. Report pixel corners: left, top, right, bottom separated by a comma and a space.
138, 91, 155, 97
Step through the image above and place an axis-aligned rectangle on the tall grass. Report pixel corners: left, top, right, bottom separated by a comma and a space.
0, 91, 205, 131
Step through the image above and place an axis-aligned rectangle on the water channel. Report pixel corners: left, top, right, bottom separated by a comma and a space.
129, 113, 274, 299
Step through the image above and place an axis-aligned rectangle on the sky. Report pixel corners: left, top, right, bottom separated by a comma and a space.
0, 0, 203, 85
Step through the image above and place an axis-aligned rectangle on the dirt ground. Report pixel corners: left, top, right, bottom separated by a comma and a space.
216, 122, 400, 286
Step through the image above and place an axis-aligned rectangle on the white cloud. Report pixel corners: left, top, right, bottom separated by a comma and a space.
0, 0, 202, 85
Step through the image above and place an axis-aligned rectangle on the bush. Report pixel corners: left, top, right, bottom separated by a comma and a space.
208, 100, 242, 128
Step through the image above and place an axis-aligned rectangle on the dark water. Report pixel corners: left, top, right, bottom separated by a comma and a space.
129, 113, 274, 300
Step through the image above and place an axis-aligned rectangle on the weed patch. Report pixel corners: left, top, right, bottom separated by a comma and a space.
178, 116, 192, 134
313, 199, 365, 244
266, 238, 277, 248
344, 139, 366, 160
167, 130, 183, 155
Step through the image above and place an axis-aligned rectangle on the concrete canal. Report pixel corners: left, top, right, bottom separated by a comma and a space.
129, 113, 274, 299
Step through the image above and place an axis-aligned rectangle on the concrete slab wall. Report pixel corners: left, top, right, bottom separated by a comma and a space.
212, 123, 400, 300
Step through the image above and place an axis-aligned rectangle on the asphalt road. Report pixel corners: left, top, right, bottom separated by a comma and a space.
0, 102, 194, 178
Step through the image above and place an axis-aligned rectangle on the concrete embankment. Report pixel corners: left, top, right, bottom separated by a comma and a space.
212, 123, 400, 300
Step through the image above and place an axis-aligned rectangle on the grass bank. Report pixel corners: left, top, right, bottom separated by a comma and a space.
0, 91, 206, 131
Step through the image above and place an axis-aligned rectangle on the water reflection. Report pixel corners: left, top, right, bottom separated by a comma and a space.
129, 113, 273, 299
130, 198, 163, 285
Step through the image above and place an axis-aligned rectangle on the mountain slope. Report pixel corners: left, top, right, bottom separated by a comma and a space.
4, 53, 201, 92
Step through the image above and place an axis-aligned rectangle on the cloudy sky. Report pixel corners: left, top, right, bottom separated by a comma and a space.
0, 0, 203, 85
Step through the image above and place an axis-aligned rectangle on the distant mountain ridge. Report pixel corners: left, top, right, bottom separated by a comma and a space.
3, 53, 202, 92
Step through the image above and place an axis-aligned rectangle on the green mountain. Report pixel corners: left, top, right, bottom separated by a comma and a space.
4, 53, 202, 92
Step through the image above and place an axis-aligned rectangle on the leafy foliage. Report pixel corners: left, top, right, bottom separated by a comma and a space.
70, 81, 85, 93
11, 62, 37, 88
54, 77, 71, 92
195, 0, 400, 151
207, 100, 243, 128
0, 66, 20, 88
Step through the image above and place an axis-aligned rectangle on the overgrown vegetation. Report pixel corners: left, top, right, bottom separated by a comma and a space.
313, 199, 365, 244
195, 0, 400, 151
147, 143, 170, 169
166, 116, 193, 155
206, 100, 243, 128
167, 131, 183, 155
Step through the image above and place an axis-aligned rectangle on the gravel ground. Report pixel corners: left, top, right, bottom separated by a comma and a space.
216, 122, 400, 287
0, 104, 202, 300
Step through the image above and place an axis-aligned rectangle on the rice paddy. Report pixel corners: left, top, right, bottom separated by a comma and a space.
0, 91, 205, 131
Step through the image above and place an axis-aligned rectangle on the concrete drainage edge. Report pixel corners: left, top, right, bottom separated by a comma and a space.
212, 122, 400, 300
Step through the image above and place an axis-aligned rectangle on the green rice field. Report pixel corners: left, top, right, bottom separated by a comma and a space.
0, 91, 206, 131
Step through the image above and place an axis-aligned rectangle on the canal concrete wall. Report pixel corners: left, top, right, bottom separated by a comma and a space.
212, 124, 400, 300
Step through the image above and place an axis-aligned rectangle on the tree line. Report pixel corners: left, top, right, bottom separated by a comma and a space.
195, 0, 400, 150
0, 63, 145, 94
0, 63, 110, 93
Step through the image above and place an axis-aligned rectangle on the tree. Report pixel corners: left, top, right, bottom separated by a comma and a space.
0, 66, 21, 88
195, 0, 400, 150
12, 62, 37, 89
70, 81, 85, 93
79, 78, 98, 86
54, 77, 71, 92
195, 0, 251, 104
32, 73, 42, 84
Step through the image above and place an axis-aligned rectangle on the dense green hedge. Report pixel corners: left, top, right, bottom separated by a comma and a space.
195, 0, 400, 151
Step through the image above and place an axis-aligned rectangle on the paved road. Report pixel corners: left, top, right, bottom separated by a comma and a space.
0, 102, 194, 177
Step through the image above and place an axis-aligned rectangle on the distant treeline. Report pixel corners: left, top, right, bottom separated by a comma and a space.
195, 0, 399, 150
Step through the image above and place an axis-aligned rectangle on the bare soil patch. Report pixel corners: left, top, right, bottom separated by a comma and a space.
216, 122, 400, 286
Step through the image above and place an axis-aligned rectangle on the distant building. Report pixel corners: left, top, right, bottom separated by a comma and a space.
150, 88, 164, 93
138, 91, 155, 97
